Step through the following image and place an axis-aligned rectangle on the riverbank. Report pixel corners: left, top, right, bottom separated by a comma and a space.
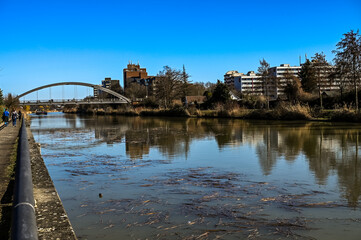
27, 124, 77, 239
63, 104, 361, 122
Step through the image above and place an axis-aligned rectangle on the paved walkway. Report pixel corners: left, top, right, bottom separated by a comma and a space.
0, 122, 20, 239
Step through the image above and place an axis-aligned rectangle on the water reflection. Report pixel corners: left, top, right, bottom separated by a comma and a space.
31, 114, 361, 208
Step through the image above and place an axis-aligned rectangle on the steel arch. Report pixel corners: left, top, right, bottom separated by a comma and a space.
15, 82, 131, 103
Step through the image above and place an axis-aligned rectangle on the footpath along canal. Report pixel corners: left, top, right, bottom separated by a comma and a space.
29, 112, 361, 240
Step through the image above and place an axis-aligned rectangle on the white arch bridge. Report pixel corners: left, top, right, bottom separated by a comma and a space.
16, 82, 131, 105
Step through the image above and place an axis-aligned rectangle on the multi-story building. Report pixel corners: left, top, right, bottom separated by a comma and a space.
308, 62, 339, 93
94, 77, 121, 98
102, 78, 120, 90
271, 63, 340, 96
231, 71, 277, 100
122, 62, 162, 97
123, 62, 149, 89
93, 85, 101, 98
226, 62, 341, 100
224, 70, 243, 87
227, 64, 300, 100
269, 64, 301, 96
234, 71, 263, 96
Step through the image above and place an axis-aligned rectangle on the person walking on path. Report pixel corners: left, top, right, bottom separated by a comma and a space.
11, 109, 18, 127
2, 109, 10, 126
18, 110, 22, 121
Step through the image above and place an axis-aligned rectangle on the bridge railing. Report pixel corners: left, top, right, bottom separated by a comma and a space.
12, 119, 38, 240
20, 99, 85, 104
20, 98, 127, 104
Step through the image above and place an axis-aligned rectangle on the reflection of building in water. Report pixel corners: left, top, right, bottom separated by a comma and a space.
88, 116, 361, 206
125, 130, 150, 160
94, 127, 125, 144
126, 143, 150, 160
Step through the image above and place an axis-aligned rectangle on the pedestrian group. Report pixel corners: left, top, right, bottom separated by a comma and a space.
2, 109, 21, 127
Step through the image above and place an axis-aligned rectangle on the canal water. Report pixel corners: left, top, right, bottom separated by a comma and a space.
30, 113, 361, 240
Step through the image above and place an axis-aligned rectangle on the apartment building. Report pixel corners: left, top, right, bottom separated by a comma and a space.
226, 62, 341, 100
226, 64, 299, 100
93, 77, 120, 98
224, 70, 243, 87
234, 71, 263, 95
123, 62, 149, 89
230, 71, 277, 100
309, 63, 339, 92
269, 64, 301, 96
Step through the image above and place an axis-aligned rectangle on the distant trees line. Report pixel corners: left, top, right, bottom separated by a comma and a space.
0, 90, 20, 110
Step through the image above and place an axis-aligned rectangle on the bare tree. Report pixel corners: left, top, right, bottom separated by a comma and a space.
312, 52, 329, 109
329, 61, 350, 101
124, 83, 147, 101
188, 82, 206, 96
283, 69, 302, 103
333, 30, 361, 111
4, 93, 20, 110
155, 66, 182, 108
258, 59, 273, 109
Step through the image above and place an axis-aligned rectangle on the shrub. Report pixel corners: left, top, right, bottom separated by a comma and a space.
275, 103, 312, 120
140, 106, 190, 117
245, 103, 312, 120
330, 106, 361, 122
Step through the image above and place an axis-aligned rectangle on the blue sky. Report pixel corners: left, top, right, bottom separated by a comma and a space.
0, 0, 360, 99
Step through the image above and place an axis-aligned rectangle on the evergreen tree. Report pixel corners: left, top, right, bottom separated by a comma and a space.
181, 65, 191, 106
333, 29, 361, 111
299, 59, 317, 93
0, 88, 3, 106
209, 80, 230, 104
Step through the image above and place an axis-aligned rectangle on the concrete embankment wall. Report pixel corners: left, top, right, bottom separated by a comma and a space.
26, 124, 77, 239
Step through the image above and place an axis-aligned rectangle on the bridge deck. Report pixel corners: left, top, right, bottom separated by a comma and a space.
20, 99, 129, 105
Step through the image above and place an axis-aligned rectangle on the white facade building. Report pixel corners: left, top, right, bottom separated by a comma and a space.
309, 63, 340, 93
226, 64, 300, 100
234, 71, 263, 96
225, 63, 341, 100
224, 70, 243, 87
269, 64, 301, 96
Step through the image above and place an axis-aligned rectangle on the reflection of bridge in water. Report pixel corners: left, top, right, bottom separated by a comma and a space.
16, 81, 131, 105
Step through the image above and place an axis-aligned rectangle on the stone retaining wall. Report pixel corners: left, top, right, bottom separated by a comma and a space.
27, 126, 77, 240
